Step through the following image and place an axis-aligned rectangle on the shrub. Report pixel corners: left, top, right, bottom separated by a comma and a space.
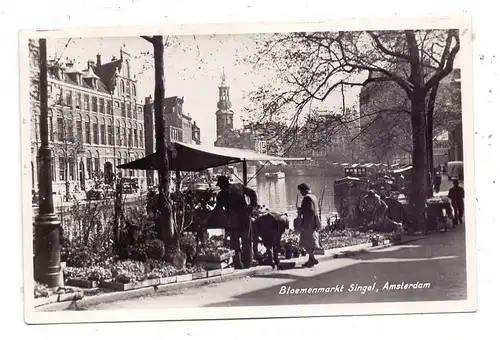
180, 233, 197, 263
146, 239, 165, 260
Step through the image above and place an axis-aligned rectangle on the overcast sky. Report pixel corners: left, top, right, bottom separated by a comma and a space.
47, 35, 360, 145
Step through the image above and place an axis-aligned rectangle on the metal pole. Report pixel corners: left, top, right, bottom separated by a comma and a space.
242, 159, 248, 186
34, 39, 64, 288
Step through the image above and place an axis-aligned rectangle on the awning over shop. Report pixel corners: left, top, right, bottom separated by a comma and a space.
117, 141, 308, 172
392, 165, 413, 174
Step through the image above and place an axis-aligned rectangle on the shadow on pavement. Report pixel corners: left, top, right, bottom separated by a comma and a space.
203, 227, 467, 307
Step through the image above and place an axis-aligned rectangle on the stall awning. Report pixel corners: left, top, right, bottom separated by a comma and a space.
117, 141, 309, 172
392, 165, 413, 174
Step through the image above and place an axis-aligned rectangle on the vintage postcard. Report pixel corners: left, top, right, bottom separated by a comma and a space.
20, 16, 476, 324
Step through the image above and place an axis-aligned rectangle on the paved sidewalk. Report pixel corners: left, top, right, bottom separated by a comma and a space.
82, 226, 467, 310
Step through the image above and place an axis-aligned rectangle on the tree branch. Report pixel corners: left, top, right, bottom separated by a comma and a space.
141, 36, 154, 44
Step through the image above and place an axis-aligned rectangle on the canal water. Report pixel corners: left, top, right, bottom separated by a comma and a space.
248, 175, 338, 222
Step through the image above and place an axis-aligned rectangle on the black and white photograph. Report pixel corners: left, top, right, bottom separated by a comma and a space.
20, 17, 476, 324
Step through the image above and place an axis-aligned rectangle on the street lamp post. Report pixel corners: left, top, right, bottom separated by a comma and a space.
34, 38, 64, 288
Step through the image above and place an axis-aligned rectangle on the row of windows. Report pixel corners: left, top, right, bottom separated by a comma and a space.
35, 157, 144, 182
59, 87, 143, 120
48, 116, 144, 148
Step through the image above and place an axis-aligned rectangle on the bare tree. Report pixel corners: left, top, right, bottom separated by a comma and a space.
245, 29, 460, 232
51, 108, 85, 201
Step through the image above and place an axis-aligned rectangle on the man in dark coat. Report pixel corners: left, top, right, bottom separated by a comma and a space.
214, 175, 258, 269
448, 180, 465, 225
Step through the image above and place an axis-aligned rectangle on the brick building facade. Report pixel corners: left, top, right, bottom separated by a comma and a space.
29, 40, 147, 195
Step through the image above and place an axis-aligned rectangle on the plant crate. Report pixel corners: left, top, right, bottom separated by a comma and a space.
159, 276, 177, 285
207, 269, 222, 277
57, 291, 84, 303
66, 278, 99, 289
100, 278, 160, 291
176, 273, 193, 282
221, 267, 235, 276
197, 250, 235, 262
192, 271, 208, 280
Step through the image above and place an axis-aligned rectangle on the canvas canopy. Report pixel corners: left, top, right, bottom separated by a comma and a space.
392, 165, 413, 174
117, 141, 309, 172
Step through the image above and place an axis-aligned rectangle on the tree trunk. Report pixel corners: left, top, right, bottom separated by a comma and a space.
151, 36, 176, 252
409, 89, 429, 234
426, 84, 439, 197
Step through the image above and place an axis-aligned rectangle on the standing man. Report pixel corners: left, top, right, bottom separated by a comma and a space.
214, 175, 258, 269
434, 170, 442, 193
448, 180, 465, 225
296, 183, 322, 268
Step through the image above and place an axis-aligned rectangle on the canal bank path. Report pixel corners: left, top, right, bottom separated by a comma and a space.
83, 224, 467, 310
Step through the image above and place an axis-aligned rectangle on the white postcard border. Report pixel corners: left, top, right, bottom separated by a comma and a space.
19, 15, 476, 324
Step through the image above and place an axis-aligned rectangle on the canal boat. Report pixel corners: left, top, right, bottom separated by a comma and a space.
264, 171, 286, 180
332, 166, 370, 225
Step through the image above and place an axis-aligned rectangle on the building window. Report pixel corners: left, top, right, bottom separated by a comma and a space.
93, 122, 99, 144
127, 103, 132, 118
116, 127, 121, 146
86, 158, 92, 178
132, 84, 136, 97
51, 161, 56, 181
133, 106, 137, 120
108, 125, 114, 146
66, 90, 72, 107
120, 80, 125, 94
128, 128, 133, 147
92, 97, 98, 112
139, 130, 143, 147
134, 129, 138, 147
49, 117, 54, 142
121, 102, 126, 117
76, 120, 83, 142
76, 93, 82, 109
117, 158, 121, 166
122, 127, 126, 146
100, 123, 106, 145
68, 157, 75, 181
85, 121, 91, 144
66, 118, 74, 141
138, 107, 142, 113
94, 157, 100, 175
57, 117, 64, 141
84, 94, 89, 110
126, 82, 131, 96
99, 98, 105, 113
106, 100, 112, 115
59, 158, 65, 181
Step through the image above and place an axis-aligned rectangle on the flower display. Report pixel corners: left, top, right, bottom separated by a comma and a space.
199, 237, 231, 257
34, 282, 51, 298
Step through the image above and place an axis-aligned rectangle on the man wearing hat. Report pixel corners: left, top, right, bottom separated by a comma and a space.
214, 175, 258, 269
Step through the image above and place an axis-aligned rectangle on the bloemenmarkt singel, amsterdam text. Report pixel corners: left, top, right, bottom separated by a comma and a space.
279, 281, 432, 295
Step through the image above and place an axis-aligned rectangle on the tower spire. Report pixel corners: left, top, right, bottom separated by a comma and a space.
221, 67, 227, 86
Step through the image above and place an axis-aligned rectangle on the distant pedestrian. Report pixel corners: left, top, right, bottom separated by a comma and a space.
296, 183, 321, 268
448, 180, 465, 225
434, 171, 442, 193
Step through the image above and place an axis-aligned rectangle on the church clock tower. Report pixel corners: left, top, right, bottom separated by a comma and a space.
215, 68, 234, 138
